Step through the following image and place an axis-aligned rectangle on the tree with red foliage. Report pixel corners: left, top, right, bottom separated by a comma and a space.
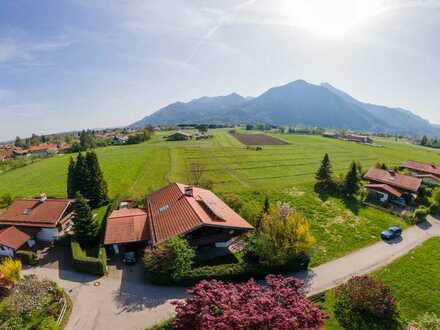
172, 275, 326, 330
334, 275, 400, 330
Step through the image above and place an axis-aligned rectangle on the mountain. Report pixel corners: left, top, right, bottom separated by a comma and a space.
131, 80, 439, 137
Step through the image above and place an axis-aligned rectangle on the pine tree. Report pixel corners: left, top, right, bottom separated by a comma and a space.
421, 135, 428, 146
255, 195, 270, 231
72, 192, 98, 248
343, 162, 360, 197
74, 152, 88, 197
67, 156, 77, 198
85, 151, 109, 207
315, 153, 334, 193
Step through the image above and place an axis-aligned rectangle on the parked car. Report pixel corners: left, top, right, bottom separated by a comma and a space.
381, 226, 402, 240
122, 251, 137, 264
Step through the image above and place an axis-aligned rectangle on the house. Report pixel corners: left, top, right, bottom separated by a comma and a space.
0, 195, 74, 242
27, 144, 59, 157
0, 226, 34, 257
344, 134, 373, 144
402, 160, 440, 185
0, 147, 13, 162
322, 131, 339, 139
364, 167, 422, 206
104, 183, 254, 253
13, 147, 28, 158
165, 131, 192, 141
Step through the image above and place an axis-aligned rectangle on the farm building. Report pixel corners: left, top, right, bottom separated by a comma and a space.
344, 134, 372, 144
165, 131, 192, 141
104, 183, 254, 254
27, 143, 59, 157
0, 195, 74, 242
402, 160, 440, 185
364, 167, 422, 206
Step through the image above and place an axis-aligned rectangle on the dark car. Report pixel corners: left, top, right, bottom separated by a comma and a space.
122, 251, 137, 264
381, 226, 402, 240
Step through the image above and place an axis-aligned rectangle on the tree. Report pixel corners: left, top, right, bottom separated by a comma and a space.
167, 237, 195, 279
84, 151, 109, 207
72, 192, 99, 248
67, 156, 77, 198
254, 202, 315, 267
14, 136, 24, 148
421, 135, 429, 146
74, 152, 88, 195
343, 162, 360, 197
79, 130, 97, 150
255, 195, 270, 231
0, 258, 22, 284
315, 153, 334, 193
172, 275, 326, 330
334, 275, 400, 330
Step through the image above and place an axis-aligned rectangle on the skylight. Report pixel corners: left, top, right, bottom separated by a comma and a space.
159, 205, 170, 213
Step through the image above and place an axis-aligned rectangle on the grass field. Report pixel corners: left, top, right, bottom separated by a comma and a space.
1, 129, 439, 265
322, 237, 440, 328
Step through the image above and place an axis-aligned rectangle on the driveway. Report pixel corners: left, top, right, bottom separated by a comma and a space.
22, 216, 440, 330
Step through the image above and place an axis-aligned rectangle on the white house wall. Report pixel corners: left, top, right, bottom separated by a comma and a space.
0, 245, 14, 257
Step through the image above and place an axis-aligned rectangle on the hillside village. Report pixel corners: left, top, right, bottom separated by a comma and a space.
0, 128, 439, 329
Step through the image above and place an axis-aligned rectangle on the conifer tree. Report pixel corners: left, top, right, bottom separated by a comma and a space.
67, 156, 77, 198
255, 195, 270, 231
85, 151, 109, 207
315, 153, 334, 193
343, 162, 360, 197
72, 192, 98, 248
74, 152, 88, 196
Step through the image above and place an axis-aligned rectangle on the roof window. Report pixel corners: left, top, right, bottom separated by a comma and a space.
23, 208, 32, 215
159, 205, 170, 213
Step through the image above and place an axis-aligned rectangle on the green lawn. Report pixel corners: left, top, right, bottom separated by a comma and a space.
322, 237, 440, 328
1, 130, 439, 265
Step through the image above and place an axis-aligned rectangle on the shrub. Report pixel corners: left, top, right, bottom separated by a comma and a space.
0, 258, 21, 284
414, 312, 440, 330
414, 205, 430, 222
37, 316, 58, 330
167, 237, 195, 279
16, 250, 38, 266
334, 275, 400, 330
172, 275, 326, 330
71, 241, 107, 276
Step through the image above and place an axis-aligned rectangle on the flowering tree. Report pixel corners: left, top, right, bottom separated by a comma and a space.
0, 258, 21, 284
172, 275, 326, 330
334, 275, 400, 330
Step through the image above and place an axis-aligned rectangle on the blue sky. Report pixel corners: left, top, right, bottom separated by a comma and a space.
1, 0, 439, 141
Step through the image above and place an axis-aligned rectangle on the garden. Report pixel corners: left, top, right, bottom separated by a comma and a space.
0, 258, 71, 330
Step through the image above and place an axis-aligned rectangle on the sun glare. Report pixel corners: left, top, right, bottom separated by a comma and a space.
287, 0, 383, 36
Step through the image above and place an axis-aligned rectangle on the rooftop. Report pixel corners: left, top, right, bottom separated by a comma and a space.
103, 208, 150, 245
402, 160, 440, 177
0, 226, 30, 250
364, 167, 422, 193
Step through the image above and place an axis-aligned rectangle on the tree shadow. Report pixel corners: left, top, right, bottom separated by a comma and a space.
341, 197, 361, 215
113, 262, 187, 313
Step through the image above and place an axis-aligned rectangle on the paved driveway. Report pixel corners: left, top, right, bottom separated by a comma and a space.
23, 216, 440, 330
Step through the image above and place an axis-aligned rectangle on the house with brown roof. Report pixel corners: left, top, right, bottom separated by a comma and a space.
0, 195, 74, 242
104, 183, 254, 253
344, 133, 373, 144
402, 160, 440, 186
27, 143, 59, 157
165, 131, 192, 141
364, 167, 422, 206
0, 226, 33, 257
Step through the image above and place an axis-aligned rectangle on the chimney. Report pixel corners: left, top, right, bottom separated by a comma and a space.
39, 193, 47, 202
184, 186, 193, 197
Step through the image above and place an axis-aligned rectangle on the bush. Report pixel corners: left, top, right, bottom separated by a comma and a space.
334, 275, 400, 330
172, 275, 326, 329
414, 312, 440, 330
37, 316, 58, 330
414, 205, 430, 222
71, 241, 107, 276
0, 258, 21, 284
53, 234, 72, 247
16, 251, 38, 266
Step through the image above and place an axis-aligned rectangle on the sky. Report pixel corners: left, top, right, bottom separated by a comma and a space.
0, 0, 439, 141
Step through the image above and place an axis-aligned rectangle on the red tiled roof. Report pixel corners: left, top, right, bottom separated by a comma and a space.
147, 183, 254, 245
104, 208, 150, 245
365, 184, 402, 198
28, 144, 58, 152
0, 199, 72, 228
0, 226, 30, 250
403, 160, 440, 177
364, 168, 422, 193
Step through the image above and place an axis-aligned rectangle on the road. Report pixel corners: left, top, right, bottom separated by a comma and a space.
23, 215, 440, 330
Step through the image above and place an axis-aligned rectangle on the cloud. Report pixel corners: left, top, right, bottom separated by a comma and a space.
0, 38, 72, 64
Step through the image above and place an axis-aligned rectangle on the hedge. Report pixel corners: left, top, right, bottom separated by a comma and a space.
146, 253, 310, 286
16, 250, 38, 266
71, 241, 107, 276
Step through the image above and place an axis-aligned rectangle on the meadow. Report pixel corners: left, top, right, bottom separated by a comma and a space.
322, 237, 440, 328
1, 129, 440, 265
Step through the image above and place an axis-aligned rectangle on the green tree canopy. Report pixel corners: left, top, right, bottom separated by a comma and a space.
85, 151, 109, 207
72, 192, 99, 248
315, 153, 335, 193
343, 162, 361, 197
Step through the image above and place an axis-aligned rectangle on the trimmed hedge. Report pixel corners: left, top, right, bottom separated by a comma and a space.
146, 253, 310, 286
71, 241, 107, 276
16, 250, 38, 266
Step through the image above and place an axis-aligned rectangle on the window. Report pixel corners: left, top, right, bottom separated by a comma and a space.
23, 208, 32, 215
159, 205, 169, 213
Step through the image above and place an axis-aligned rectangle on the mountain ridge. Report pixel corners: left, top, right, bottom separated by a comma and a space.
131, 80, 438, 137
